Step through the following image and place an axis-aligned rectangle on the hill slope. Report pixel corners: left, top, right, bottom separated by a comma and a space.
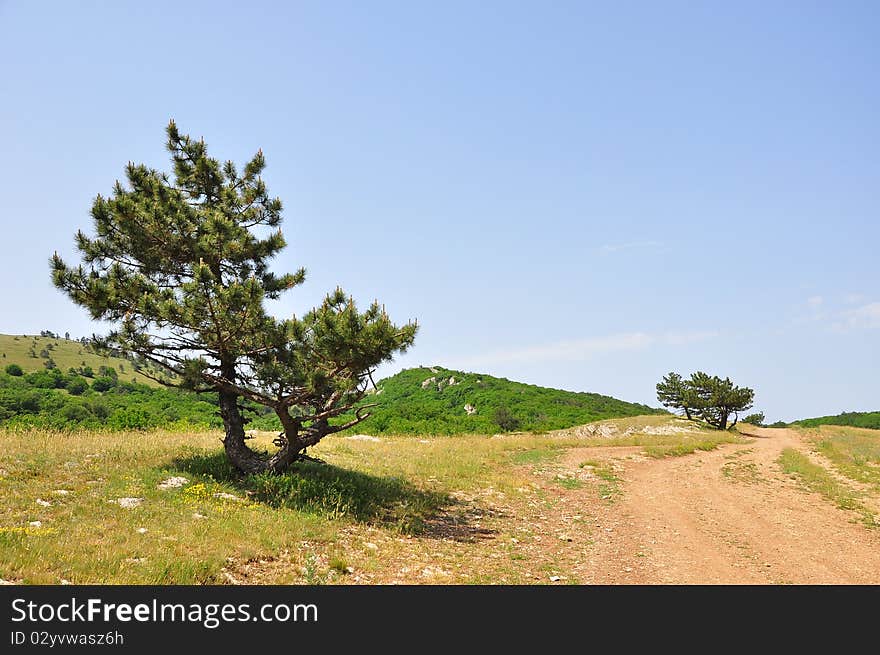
792, 410, 880, 430
0, 334, 163, 387
345, 366, 664, 435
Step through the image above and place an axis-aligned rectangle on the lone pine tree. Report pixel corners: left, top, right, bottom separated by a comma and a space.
52, 121, 417, 473
657, 371, 754, 430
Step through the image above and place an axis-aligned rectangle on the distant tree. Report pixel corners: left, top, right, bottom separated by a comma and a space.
494, 406, 520, 432
65, 332, 70, 340
686, 372, 754, 430
43, 358, 57, 370
655, 371, 695, 419
657, 371, 754, 430
5, 364, 23, 376
80, 366, 94, 378
38, 348, 50, 359
741, 412, 765, 426
51, 120, 417, 473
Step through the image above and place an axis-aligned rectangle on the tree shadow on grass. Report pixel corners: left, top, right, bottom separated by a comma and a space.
171, 452, 497, 542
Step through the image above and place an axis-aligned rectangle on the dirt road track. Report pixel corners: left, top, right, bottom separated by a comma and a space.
572, 427, 880, 584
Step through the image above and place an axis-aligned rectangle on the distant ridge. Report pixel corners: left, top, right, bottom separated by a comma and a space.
0, 333, 164, 387
344, 365, 664, 435
792, 410, 880, 430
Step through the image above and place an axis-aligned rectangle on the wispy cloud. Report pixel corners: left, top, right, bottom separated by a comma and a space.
833, 302, 880, 332
807, 295, 824, 309
447, 330, 718, 368
599, 240, 664, 254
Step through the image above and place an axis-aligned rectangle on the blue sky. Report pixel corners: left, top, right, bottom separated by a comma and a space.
0, 1, 877, 422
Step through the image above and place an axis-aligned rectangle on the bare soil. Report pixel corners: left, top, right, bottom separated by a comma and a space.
567, 427, 880, 584
229, 427, 880, 585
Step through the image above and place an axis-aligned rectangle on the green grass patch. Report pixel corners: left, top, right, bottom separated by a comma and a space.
778, 448, 876, 527
721, 450, 762, 484
808, 426, 880, 490
579, 460, 622, 503
643, 438, 734, 458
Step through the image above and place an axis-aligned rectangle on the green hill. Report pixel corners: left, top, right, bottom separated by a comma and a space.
0, 333, 163, 387
792, 411, 880, 430
340, 366, 664, 435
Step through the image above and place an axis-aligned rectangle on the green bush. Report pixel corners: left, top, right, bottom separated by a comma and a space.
4, 364, 23, 376
742, 412, 765, 426
494, 406, 521, 432
92, 376, 118, 392
66, 377, 89, 396
61, 404, 92, 422
98, 365, 118, 379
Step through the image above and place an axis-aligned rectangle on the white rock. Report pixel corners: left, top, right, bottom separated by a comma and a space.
464, 404, 477, 415
157, 476, 189, 489
60, 579, 71, 585
192, 513, 208, 520
115, 497, 144, 508
52, 489, 71, 496
421, 376, 437, 389
36, 498, 51, 507
212, 492, 243, 501
364, 542, 379, 551
421, 565, 451, 578
345, 434, 382, 442
28, 521, 42, 528
137, 528, 148, 534
549, 575, 561, 582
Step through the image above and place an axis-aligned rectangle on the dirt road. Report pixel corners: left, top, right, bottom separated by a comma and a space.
569, 427, 880, 584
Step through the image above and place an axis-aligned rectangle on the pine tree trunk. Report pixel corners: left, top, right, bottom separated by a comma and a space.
219, 387, 311, 474
219, 388, 270, 474
264, 408, 308, 473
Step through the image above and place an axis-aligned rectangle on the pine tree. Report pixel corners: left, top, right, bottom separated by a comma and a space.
656, 371, 694, 419
52, 121, 417, 473
658, 371, 754, 430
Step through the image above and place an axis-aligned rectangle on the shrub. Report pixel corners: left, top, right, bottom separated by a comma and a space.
92, 376, 118, 392
494, 406, 521, 432
98, 365, 118, 379
66, 377, 89, 396
5, 364, 23, 376
61, 404, 92, 422
742, 412, 765, 426
26, 369, 65, 389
